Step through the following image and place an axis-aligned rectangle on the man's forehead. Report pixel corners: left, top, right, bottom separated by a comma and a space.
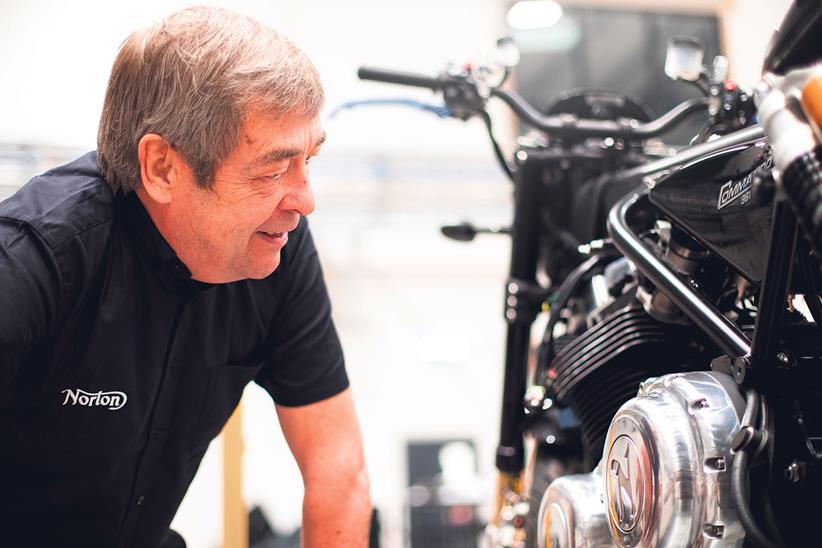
252, 131, 327, 167
239, 113, 325, 165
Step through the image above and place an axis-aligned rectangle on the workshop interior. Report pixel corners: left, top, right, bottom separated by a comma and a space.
2, 0, 821, 547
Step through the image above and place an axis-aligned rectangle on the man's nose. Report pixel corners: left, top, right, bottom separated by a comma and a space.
282, 171, 315, 217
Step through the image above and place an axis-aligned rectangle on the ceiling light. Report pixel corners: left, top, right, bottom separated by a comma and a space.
507, 0, 564, 30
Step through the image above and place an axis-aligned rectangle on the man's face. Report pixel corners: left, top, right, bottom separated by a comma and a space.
170, 111, 324, 283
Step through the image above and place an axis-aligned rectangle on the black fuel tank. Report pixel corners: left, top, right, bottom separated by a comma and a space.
649, 140, 772, 283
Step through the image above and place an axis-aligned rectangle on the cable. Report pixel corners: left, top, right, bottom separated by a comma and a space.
537, 252, 618, 387
758, 395, 788, 548
480, 110, 515, 183
326, 98, 454, 120
731, 390, 782, 548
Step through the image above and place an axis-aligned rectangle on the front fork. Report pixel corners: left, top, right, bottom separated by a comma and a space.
489, 149, 552, 546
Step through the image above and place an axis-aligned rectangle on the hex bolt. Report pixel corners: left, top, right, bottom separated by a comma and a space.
690, 398, 709, 410
785, 460, 806, 484
523, 385, 546, 413
703, 524, 725, 538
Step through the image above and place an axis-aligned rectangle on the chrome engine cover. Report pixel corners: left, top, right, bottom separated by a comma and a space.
537, 471, 610, 548
536, 371, 746, 547
602, 371, 745, 547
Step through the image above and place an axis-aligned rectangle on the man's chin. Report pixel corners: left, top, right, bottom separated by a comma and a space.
245, 255, 282, 280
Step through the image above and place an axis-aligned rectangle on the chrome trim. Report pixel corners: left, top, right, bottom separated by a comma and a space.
602, 372, 746, 547
537, 471, 611, 548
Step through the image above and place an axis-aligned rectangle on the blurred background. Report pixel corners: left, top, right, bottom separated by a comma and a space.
0, 0, 792, 546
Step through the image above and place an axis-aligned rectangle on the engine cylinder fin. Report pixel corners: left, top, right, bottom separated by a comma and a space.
548, 302, 667, 402
543, 299, 693, 466
552, 329, 667, 401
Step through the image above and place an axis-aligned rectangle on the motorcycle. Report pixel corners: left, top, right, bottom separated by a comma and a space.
355, 1, 822, 546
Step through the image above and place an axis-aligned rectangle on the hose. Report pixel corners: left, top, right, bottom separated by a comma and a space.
731, 390, 782, 548
732, 450, 780, 548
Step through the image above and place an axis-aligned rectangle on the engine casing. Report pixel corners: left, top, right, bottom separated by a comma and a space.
538, 371, 747, 547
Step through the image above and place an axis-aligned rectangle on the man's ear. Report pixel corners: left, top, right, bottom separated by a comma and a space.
137, 133, 180, 204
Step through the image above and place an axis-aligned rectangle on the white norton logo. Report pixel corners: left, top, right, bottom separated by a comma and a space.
61, 388, 128, 411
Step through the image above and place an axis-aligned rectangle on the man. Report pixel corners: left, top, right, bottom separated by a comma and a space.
0, 6, 370, 547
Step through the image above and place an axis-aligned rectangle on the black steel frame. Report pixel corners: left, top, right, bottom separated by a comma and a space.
606, 129, 804, 393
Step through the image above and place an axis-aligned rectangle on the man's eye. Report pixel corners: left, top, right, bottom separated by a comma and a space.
267, 171, 285, 181
305, 155, 314, 165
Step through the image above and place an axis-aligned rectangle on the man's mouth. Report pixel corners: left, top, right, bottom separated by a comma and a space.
256, 230, 288, 246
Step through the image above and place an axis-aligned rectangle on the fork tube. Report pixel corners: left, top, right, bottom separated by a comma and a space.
496, 152, 544, 475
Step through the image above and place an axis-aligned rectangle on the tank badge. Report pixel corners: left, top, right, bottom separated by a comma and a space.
717, 172, 754, 210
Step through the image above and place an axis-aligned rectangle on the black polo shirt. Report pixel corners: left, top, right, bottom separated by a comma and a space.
0, 151, 348, 547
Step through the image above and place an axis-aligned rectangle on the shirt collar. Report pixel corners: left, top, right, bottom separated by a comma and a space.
116, 191, 213, 294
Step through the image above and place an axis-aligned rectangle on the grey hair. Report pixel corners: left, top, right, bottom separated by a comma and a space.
97, 5, 324, 192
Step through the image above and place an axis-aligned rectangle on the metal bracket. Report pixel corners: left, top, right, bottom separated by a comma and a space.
504, 278, 551, 323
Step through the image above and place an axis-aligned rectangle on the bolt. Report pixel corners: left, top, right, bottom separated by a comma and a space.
703, 524, 725, 538
733, 357, 748, 383
691, 398, 710, 410
785, 460, 806, 484
704, 457, 726, 471
523, 385, 546, 413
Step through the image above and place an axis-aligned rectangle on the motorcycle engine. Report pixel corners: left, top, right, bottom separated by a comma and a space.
538, 371, 746, 547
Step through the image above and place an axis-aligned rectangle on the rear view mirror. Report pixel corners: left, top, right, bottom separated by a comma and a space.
665, 36, 705, 82
495, 37, 521, 69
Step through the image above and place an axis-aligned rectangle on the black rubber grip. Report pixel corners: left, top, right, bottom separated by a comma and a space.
782, 146, 822, 266
357, 66, 442, 90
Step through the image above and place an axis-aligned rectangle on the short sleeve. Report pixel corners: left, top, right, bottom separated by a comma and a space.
0, 218, 61, 391
254, 217, 348, 406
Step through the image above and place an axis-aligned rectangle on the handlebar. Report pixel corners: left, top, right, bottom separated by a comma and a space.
358, 65, 709, 140
491, 89, 708, 139
357, 66, 443, 90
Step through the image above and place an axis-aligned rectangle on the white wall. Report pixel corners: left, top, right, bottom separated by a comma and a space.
0, 0, 507, 156
721, 0, 793, 85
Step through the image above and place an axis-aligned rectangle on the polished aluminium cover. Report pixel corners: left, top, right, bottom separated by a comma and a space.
537, 471, 611, 548
602, 372, 745, 547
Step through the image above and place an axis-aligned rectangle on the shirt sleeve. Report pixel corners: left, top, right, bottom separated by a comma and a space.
254, 217, 349, 406
0, 218, 61, 392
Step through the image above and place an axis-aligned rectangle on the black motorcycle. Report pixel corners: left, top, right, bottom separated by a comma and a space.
356, 1, 822, 546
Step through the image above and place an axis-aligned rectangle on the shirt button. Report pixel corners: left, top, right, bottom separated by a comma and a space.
136, 495, 145, 507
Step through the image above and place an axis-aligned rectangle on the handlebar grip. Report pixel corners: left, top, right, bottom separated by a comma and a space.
357, 66, 443, 90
